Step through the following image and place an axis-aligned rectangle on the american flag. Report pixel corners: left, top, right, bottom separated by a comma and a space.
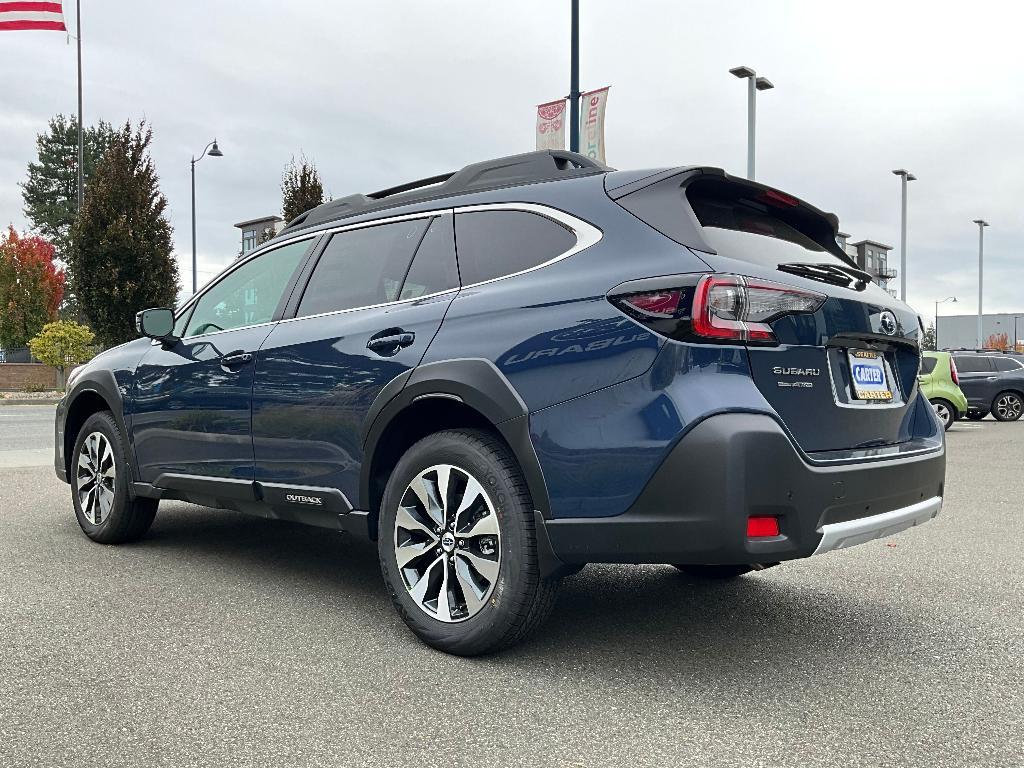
0, 1, 66, 31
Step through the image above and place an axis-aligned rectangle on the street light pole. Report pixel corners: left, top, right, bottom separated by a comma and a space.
934, 296, 956, 351
729, 66, 773, 180
892, 169, 916, 302
190, 139, 223, 295
973, 219, 989, 348
568, 0, 580, 153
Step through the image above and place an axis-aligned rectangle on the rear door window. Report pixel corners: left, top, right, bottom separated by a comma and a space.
296, 218, 429, 317
921, 357, 938, 375
955, 356, 994, 373
455, 210, 576, 285
400, 215, 459, 300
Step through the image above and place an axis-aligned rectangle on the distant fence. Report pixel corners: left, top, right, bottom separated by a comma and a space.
0, 345, 102, 391
0, 347, 34, 364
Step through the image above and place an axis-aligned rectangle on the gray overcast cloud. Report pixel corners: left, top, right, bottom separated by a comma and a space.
1, 0, 1021, 321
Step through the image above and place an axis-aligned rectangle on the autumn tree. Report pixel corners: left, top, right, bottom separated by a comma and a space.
0, 227, 64, 349
68, 121, 178, 347
281, 155, 326, 222
985, 332, 1010, 351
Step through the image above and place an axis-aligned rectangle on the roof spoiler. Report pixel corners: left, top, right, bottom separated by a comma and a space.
608, 166, 853, 265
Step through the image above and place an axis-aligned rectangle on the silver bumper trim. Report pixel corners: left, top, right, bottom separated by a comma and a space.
813, 496, 942, 555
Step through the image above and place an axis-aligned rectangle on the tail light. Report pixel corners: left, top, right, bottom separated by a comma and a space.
611, 274, 824, 345
949, 356, 959, 386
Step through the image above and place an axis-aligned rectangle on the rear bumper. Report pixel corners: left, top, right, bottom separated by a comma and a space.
542, 412, 946, 565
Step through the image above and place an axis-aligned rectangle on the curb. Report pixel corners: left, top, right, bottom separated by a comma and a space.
0, 399, 61, 406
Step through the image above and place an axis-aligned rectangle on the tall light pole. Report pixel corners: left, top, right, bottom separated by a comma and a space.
892, 169, 916, 301
973, 219, 989, 348
190, 139, 224, 295
569, 0, 580, 153
934, 296, 956, 351
729, 66, 773, 180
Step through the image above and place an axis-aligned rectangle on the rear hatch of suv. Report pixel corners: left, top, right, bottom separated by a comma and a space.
607, 168, 925, 455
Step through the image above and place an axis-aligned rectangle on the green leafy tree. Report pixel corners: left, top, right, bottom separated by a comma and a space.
922, 321, 936, 351
28, 320, 95, 387
68, 121, 179, 347
0, 226, 65, 349
281, 154, 326, 223
21, 115, 113, 319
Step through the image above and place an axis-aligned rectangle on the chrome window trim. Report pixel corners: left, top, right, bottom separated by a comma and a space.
174, 202, 603, 338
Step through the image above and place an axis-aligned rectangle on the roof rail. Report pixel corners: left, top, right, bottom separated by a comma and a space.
280, 150, 610, 235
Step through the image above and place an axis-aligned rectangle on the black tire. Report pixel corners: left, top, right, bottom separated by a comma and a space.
673, 564, 755, 580
930, 398, 956, 431
70, 411, 157, 544
378, 428, 560, 656
966, 410, 987, 421
991, 391, 1024, 422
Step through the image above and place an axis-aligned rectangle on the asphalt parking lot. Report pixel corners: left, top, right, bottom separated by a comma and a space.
0, 404, 1021, 768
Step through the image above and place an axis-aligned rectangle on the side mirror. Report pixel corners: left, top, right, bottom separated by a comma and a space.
136, 308, 176, 341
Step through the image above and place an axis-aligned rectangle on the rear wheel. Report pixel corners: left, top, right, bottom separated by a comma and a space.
673, 564, 754, 580
71, 412, 157, 543
966, 410, 987, 421
992, 391, 1024, 421
930, 398, 956, 430
378, 429, 560, 655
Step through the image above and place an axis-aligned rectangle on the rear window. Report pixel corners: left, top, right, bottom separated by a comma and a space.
297, 218, 428, 317
455, 210, 576, 285
955, 355, 994, 373
686, 178, 849, 269
921, 357, 938, 374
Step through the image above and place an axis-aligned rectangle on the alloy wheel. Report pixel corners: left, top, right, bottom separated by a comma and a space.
932, 400, 953, 429
393, 464, 501, 623
994, 393, 1023, 421
76, 431, 116, 525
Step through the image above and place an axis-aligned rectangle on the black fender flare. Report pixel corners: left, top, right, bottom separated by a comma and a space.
59, 369, 135, 482
359, 358, 552, 519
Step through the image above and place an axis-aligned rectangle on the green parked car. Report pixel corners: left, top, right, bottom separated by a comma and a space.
919, 351, 968, 430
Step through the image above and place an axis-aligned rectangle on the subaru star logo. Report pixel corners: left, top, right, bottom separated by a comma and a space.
879, 311, 898, 336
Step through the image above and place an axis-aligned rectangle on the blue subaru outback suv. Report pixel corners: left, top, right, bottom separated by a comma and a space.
55, 150, 945, 654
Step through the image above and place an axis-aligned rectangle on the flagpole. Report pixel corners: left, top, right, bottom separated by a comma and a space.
76, 0, 83, 212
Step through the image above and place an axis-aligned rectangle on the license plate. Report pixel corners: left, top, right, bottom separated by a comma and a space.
847, 350, 892, 402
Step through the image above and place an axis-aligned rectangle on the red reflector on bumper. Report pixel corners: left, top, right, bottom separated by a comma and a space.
747, 516, 780, 537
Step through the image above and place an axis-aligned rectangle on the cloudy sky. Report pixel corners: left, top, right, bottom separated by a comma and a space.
1, 0, 1021, 321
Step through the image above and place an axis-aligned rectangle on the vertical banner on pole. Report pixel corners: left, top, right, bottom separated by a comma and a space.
580, 86, 609, 164
536, 99, 566, 151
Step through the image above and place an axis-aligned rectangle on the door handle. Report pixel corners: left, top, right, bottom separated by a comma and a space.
221, 350, 254, 368
367, 330, 415, 355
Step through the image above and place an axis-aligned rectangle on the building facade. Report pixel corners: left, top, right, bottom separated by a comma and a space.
936, 313, 1024, 351
837, 232, 896, 294
234, 215, 284, 257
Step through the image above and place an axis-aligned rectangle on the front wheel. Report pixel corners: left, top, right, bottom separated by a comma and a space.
992, 391, 1024, 421
378, 429, 560, 655
71, 411, 157, 543
930, 398, 956, 430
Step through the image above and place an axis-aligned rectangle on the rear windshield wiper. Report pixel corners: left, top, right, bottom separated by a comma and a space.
777, 262, 870, 291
